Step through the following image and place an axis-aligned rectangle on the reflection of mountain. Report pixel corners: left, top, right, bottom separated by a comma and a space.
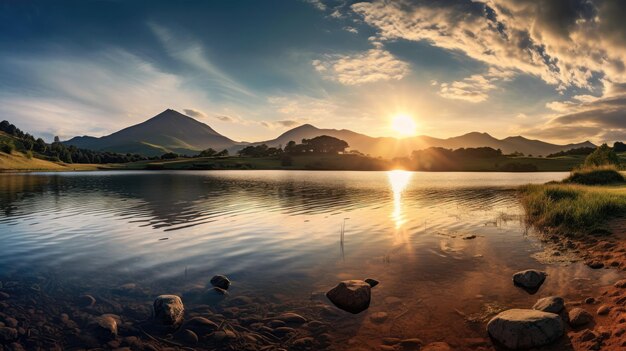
0, 172, 522, 231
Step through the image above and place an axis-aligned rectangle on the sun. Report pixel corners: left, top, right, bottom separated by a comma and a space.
391, 114, 417, 137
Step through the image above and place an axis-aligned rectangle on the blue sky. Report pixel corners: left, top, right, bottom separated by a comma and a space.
1, 0, 625, 143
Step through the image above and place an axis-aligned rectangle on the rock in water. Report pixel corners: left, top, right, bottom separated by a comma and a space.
153, 295, 184, 327
487, 309, 564, 349
210, 275, 231, 290
89, 315, 118, 340
533, 296, 565, 313
364, 278, 379, 288
513, 270, 547, 293
568, 308, 593, 327
326, 280, 371, 314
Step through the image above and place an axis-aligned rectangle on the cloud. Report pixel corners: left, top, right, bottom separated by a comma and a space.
183, 108, 207, 118
148, 22, 255, 98
215, 115, 235, 122
304, 0, 326, 11
0, 50, 217, 141
526, 92, 626, 143
313, 45, 410, 85
438, 68, 515, 102
345, 0, 626, 140
343, 26, 358, 34
261, 120, 301, 129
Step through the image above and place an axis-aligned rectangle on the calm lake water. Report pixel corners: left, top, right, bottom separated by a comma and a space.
0, 171, 621, 350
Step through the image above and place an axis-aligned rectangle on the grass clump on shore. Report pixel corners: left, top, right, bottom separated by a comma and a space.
564, 165, 625, 185
520, 183, 626, 232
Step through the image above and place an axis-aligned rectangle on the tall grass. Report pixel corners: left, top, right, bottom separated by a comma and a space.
564, 165, 624, 185
520, 183, 626, 233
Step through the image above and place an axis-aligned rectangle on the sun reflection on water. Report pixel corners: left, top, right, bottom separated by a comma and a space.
387, 170, 413, 228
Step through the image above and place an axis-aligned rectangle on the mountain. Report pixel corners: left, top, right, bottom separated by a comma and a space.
64, 109, 596, 158
64, 109, 239, 156
256, 125, 595, 158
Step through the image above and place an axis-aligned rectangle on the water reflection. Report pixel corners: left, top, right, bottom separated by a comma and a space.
387, 170, 413, 228
0, 170, 619, 349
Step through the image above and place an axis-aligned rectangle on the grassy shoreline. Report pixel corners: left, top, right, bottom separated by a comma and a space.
519, 168, 626, 235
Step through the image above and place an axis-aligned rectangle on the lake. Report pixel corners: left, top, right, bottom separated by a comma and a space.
0, 171, 620, 350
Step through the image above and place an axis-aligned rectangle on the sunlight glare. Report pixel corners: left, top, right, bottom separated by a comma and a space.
391, 114, 417, 137
388, 170, 413, 228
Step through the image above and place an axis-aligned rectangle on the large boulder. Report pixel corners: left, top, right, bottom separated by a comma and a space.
326, 280, 371, 314
513, 270, 547, 293
487, 309, 564, 349
153, 295, 184, 327
533, 296, 564, 313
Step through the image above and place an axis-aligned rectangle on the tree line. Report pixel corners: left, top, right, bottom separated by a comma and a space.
235, 135, 350, 157
0, 120, 148, 164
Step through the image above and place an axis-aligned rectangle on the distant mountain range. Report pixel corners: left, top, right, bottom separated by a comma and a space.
64, 109, 596, 158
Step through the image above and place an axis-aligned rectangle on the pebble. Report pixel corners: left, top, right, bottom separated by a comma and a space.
0, 327, 17, 342
587, 261, 604, 269
3, 318, 17, 328
463, 234, 477, 240
274, 312, 307, 325
615, 279, 626, 288
292, 337, 314, 349
569, 308, 594, 327
267, 320, 286, 328
182, 317, 218, 336
584, 297, 595, 304
597, 305, 611, 315
369, 312, 389, 324
79, 294, 96, 307
272, 326, 296, 336
365, 278, 380, 288
399, 338, 423, 350
0, 292, 9, 300
210, 275, 231, 290
174, 329, 198, 345
533, 296, 565, 313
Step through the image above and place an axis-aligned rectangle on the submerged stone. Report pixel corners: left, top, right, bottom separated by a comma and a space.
326, 280, 371, 314
153, 295, 184, 327
210, 275, 231, 290
364, 278, 379, 288
513, 269, 547, 293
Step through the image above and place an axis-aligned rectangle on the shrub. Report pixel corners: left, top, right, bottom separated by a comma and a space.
565, 166, 624, 185
584, 144, 620, 167
25, 150, 33, 159
161, 152, 178, 160
0, 140, 15, 154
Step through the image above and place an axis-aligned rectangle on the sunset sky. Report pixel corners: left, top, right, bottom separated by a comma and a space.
1, 0, 626, 144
